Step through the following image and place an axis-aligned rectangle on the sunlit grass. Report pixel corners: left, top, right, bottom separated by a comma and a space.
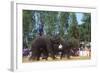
22, 56, 91, 63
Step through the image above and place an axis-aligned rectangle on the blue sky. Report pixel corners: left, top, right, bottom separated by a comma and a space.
76, 13, 83, 25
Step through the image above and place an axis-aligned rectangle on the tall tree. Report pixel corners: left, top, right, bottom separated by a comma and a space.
79, 13, 91, 42
67, 13, 80, 49
43, 11, 57, 36
60, 12, 69, 38
23, 10, 32, 45
68, 13, 80, 39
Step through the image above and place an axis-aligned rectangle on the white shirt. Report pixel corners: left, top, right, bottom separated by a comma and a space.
59, 44, 63, 50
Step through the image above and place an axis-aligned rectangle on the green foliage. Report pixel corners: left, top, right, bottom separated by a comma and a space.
60, 12, 69, 38
23, 10, 32, 36
68, 13, 80, 40
67, 37, 80, 49
23, 10, 33, 46
23, 10, 91, 48
79, 13, 91, 42
43, 11, 57, 36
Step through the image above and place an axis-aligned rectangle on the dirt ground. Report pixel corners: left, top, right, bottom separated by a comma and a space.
22, 56, 91, 63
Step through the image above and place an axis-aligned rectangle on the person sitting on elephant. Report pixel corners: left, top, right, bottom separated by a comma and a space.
38, 23, 44, 36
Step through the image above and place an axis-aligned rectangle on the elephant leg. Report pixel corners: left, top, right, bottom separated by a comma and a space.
60, 51, 64, 59
52, 51, 57, 60
42, 49, 48, 60
36, 50, 42, 61
44, 51, 48, 60
67, 49, 71, 59
50, 51, 56, 60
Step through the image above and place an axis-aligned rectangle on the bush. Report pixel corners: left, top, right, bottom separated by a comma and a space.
67, 37, 80, 49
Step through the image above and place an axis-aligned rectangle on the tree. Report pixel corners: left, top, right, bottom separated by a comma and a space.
66, 13, 80, 50
23, 10, 33, 47
60, 12, 69, 38
68, 13, 80, 40
79, 13, 91, 42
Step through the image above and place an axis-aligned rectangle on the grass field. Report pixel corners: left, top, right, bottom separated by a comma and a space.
22, 56, 91, 63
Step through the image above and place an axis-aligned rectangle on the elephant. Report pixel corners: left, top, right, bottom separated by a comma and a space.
49, 36, 71, 59
29, 35, 72, 61
29, 36, 49, 61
